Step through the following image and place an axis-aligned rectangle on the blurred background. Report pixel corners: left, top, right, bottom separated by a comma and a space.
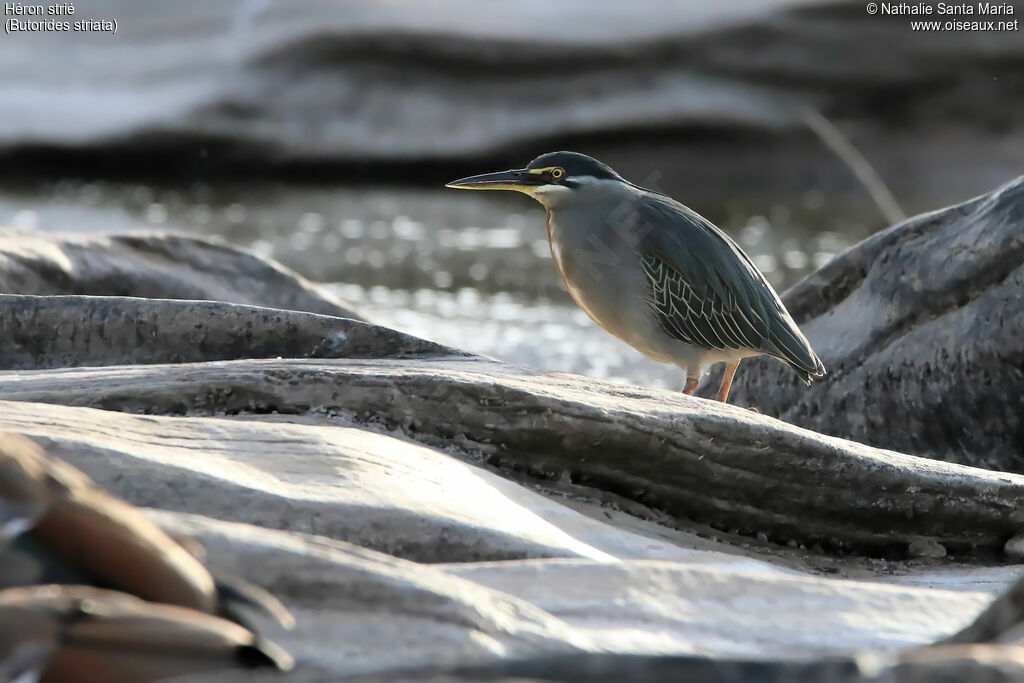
1, 0, 1021, 388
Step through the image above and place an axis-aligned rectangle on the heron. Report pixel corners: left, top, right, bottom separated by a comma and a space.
447, 151, 825, 402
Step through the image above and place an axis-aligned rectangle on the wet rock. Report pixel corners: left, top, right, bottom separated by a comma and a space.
704, 175, 1024, 472
0, 230, 361, 320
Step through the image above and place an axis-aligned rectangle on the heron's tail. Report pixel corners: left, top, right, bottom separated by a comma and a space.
766, 318, 826, 385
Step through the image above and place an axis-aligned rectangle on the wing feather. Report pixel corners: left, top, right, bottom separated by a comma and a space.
631, 191, 825, 381
642, 253, 752, 353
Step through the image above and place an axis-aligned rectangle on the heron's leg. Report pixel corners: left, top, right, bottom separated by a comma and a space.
683, 370, 700, 395
717, 360, 740, 403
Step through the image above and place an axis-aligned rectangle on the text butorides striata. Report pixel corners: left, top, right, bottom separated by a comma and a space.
446, 151, 825, 402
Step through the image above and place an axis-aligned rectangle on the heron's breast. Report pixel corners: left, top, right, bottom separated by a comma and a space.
545, 210, 685, 363
546, 210, 649, 344
546, 212, 601, 323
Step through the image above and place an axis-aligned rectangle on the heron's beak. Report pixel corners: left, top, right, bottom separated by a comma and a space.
445, 168, 544, 194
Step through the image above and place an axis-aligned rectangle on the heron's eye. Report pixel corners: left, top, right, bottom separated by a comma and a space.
550, 168, 564, 180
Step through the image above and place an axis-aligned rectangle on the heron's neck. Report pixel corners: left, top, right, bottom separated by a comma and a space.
537, 178, 638, 216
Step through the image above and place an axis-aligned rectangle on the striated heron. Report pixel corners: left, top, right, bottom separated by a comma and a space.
447, 151, 825, 402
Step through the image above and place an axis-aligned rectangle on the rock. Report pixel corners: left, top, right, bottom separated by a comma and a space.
441, 560, 988, 655
907, 539, 947, 560
1, 215, 1022, 678
1004, 535, 1024, 561
0, 406, 1013, 679
0, 294, 454, 371
0, 399, 692, 564
150, 513, 589, 678
940, 572, 1024, 646
703, 176, 1024, 472
1, 1, 1021, 207
884, 646, 1024, 683
0, 230, 361, 320
362, 647, 1024, 683
2, 328, 1023, 557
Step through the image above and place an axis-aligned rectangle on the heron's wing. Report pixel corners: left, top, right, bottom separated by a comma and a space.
640, 250, 767, 352
634, 192, 824, 380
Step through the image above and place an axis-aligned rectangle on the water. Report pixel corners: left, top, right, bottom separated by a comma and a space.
0, 180, 871, 389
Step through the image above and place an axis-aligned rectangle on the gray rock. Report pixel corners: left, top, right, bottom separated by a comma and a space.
0, 192, 1021, 679
3, 351, 1023, 558
0, 294, 455, 371
1, 1, 1021, 206
0, 399, 696, 564
703, 175, 1024, 472
0, 404, 1015, 679
148, 512, 588, 678
362, 648, 1024, 683
0, 230, 361, 320
1004, 535, 1024, 561
907, 539, 947, 560
943, 571, 1024, 647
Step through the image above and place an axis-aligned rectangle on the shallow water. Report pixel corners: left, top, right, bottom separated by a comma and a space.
0, 180, 871, 388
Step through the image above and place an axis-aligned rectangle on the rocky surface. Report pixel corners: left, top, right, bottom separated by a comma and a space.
1, 187, 1023, 678
6, 353, 1024, 560
0, 230, 361, 319
3, 293, 1024, 559
1, 290, 1023, 679
363, 646, 1024, 683
1, 1, 1022, 208
0, 401, 1020, 681
0, 295, 447, 371
703, 175, 1024, 473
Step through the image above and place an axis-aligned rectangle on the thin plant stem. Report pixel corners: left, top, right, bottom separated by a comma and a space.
803, 107, 906, 225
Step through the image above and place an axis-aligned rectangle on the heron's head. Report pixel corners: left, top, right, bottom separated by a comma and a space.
446, 151, 625, 208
